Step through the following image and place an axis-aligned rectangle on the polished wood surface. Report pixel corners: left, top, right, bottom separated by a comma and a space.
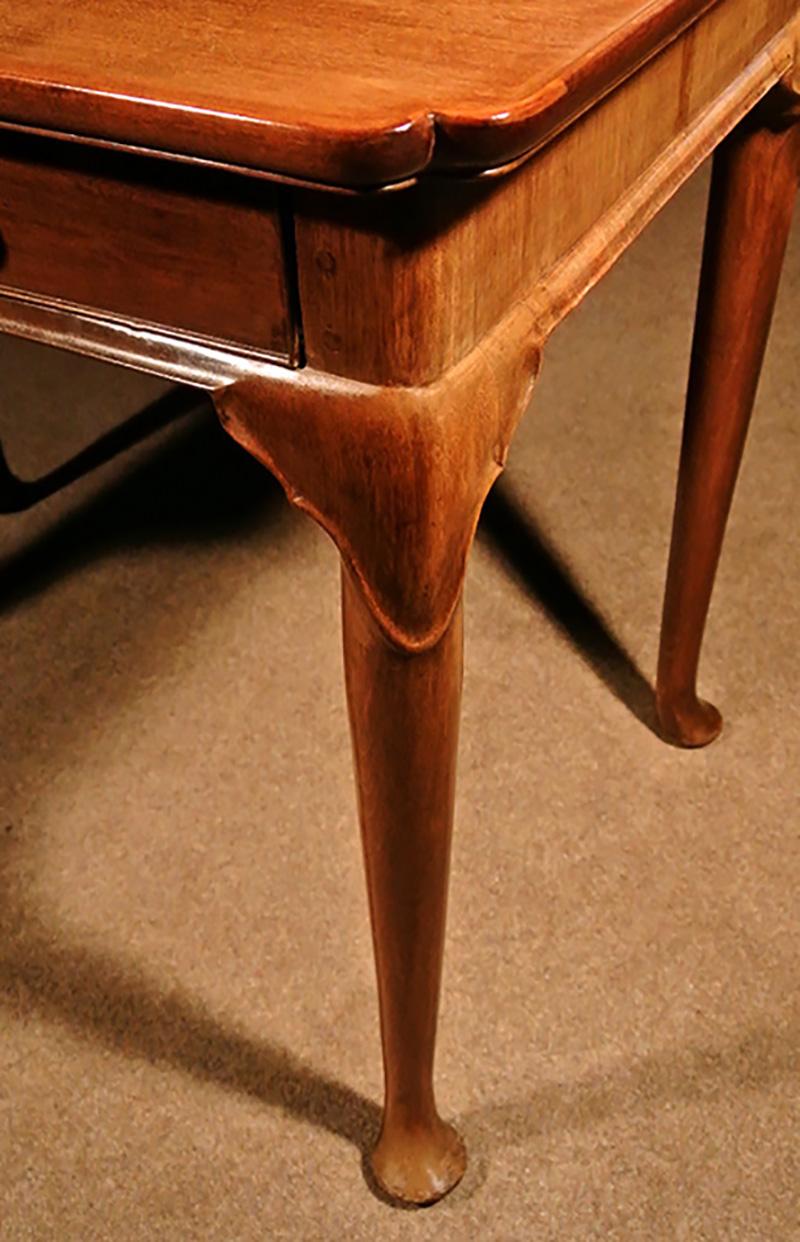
0, 0, 729, 187
657, 95, 800, 746
295, 0, 796, 385
342, 568, 465, 1204
0, 0, 794, 390
214, 301, 541, 652
0, 0, 797, 1212
0, 132, 295, 359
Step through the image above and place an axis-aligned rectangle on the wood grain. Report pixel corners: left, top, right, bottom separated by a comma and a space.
0, 2, 793, 389
214, 298, 541, 652
213, 296, 542, 1208
0, 0, 724, 187
656, 92, 800, 746
0, 131, 295, 359
0, 0, 795, 1212
342, 567, 465, 1205
294, 0, 797, 384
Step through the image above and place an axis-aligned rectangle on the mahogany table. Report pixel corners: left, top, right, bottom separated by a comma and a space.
1, 0, 797, 1206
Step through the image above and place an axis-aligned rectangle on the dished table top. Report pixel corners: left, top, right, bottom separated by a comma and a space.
0, 0, 722, 187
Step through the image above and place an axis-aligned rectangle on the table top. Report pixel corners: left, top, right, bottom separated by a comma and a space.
0, 0, 722, 188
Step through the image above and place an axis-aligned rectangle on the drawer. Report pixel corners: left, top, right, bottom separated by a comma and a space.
0, 131, 297, 362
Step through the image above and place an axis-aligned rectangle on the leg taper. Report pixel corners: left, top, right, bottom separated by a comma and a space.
342, 566, 466, 1205
213, 294, 541, 1203
657, 101, 800, 747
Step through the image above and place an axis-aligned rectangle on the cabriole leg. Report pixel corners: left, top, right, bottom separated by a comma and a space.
212, 301, 541, 1204
657, 98, 800, 746
342, 566, 465, 1204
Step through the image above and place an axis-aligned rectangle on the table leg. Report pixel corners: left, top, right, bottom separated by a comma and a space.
213, 308, 540, 1204
656, 98, 800, 747
342, 565, 465, 1204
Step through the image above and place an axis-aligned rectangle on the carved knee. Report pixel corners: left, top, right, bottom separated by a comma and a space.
213, 301, 542, 652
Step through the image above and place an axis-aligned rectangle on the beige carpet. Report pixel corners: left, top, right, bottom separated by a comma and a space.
1, 163, 798, 1240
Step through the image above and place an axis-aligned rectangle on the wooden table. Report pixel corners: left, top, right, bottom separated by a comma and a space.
1, 0, 797, 1206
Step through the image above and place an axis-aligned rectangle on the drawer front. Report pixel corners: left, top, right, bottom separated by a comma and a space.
0, 132, 296, 362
